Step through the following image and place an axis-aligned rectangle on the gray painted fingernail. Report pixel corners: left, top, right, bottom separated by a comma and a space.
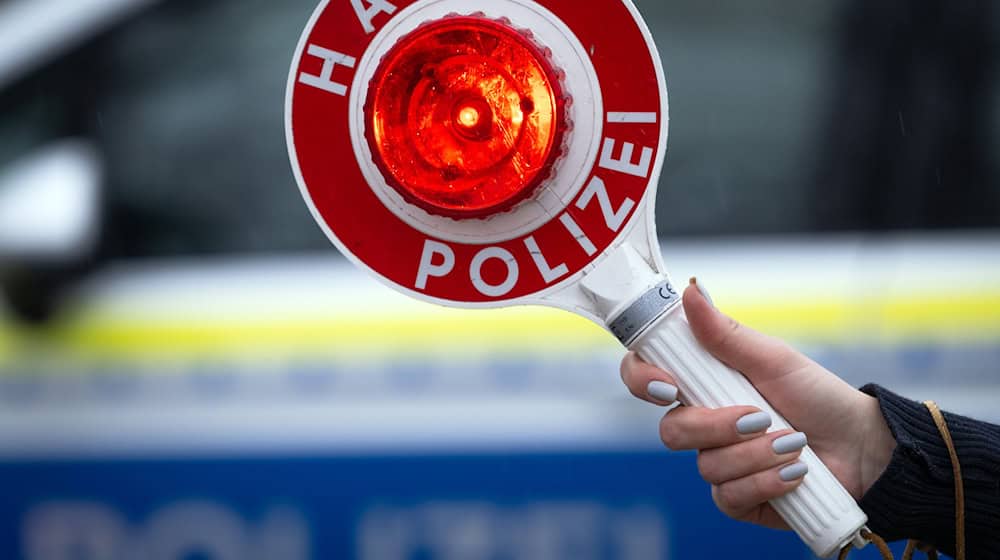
647, 381, 678, 403
690, 277, 715, 307
772, 432, 808, 454
736, 411, 772, 434
779, 462, 809, 482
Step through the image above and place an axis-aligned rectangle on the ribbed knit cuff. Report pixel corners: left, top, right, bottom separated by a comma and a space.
858, 384, 1000, 558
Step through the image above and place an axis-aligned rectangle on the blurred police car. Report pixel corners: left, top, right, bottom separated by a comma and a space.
0, 0, 998, 559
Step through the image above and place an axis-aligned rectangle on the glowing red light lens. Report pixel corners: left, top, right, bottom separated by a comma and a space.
365, 16, 567, 218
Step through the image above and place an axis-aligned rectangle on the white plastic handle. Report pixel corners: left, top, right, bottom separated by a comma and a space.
630, 305, 868, 558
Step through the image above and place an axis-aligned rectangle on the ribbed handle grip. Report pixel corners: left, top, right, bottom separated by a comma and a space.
631, 306, 867, 558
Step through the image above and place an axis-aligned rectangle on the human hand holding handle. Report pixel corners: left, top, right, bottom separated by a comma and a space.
620, 281, 896, 556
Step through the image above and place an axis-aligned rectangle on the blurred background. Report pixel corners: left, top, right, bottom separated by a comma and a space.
0, 0, 998, 558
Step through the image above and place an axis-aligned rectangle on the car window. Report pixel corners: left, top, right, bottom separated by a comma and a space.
0, 0, 997, 259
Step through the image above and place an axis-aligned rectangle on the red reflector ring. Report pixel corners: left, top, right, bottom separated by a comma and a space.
364, 15, 569, 219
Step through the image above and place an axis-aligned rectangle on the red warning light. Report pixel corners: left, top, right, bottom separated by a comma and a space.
364, 16, 568, 219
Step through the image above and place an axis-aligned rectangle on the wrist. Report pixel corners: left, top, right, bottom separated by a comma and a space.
857, 393, 896, 494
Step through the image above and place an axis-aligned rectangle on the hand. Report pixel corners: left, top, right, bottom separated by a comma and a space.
620, 281, 896, 530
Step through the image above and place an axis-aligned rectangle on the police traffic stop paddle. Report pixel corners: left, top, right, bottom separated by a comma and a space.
286, 0, 870, 556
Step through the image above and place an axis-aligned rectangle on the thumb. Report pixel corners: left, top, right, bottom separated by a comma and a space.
682, 279, 809, 383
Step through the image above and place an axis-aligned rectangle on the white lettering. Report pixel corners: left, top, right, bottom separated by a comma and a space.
23, 501, 310, 560
351, 0, 398, 34
559, 214, 598, 256
415, 240, 455, 290
607, 112, 658, 124
599, 138, 654, 178
575, 176, 636, 233
524, 236, 569, 284
470, 247, 519, 297
143, 501, 246, 560
298, 45, 356, 96
357, 502, 667, 560
23, 503, 125, 560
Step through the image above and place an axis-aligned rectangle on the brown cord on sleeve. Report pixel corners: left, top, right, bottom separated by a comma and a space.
839, 401, 964, 560
922, 400, 965, 560
839, 530, 894, 560
902, 540, 939, 560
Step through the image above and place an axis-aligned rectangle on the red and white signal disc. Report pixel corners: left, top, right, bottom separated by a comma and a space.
287, 0, 667, 306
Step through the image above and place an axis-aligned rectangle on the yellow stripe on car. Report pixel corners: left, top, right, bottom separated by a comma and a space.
1, 290, 998, 365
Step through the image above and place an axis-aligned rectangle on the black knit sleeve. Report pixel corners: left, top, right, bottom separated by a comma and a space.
858, 384, 1000, 559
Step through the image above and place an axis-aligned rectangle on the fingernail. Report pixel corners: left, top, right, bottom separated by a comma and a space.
772, 432, 808, 454
689, 277, 715, 307
779, 462, 809, 482
736, 411, 772, 434
647, 381, 678, 403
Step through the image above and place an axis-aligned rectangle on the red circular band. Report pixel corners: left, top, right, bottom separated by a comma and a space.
289, 0, 664, 304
